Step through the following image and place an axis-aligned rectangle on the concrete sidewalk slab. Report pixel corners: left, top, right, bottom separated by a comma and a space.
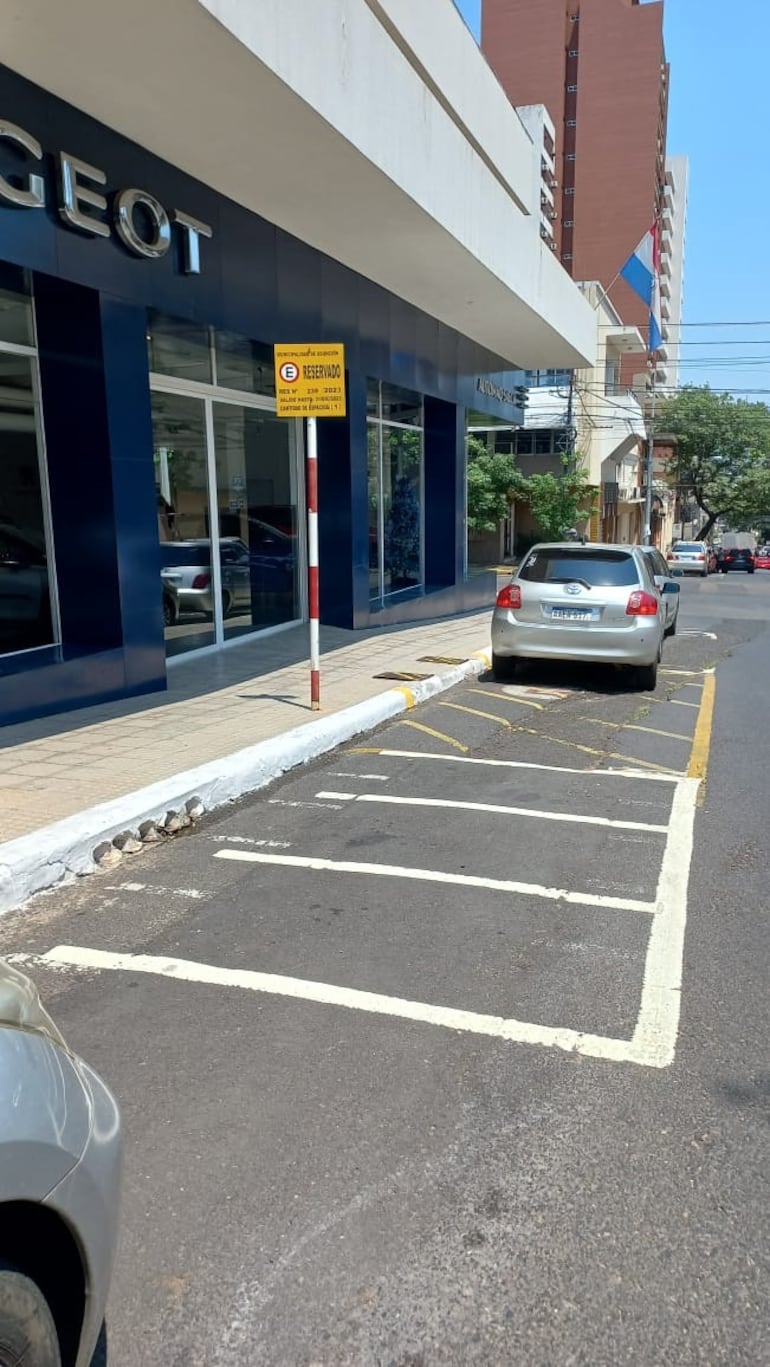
0, 612, 492, 914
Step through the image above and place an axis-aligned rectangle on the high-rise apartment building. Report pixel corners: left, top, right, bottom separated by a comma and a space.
659, 154, 688, 392
482, 0, 669, 360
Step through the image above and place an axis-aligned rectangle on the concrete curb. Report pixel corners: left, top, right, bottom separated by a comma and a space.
0, 648, 491, 915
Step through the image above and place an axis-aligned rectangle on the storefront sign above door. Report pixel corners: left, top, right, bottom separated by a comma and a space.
274, 343, 347, 419
0, 118, 213, 274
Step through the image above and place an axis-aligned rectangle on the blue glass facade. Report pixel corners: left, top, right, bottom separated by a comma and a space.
0, 65, 525, 723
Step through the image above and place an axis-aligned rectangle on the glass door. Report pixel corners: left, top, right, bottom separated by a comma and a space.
151, 386, 303, 658
213, 402, 300, 641
151, 391, 213, 658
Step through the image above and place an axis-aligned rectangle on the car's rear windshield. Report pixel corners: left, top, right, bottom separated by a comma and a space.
519, 549, 639, 587
672, 542, 703, 552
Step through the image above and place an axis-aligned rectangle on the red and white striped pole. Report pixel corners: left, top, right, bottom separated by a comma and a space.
306, 416, 321, 710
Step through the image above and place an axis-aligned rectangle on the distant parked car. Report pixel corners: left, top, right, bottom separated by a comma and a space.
0, 957, 122, 1367
639, 545, 681, 637
753, 546, 770, 570
718, 546, 755, 574
666, 541, 710, 577
491, 541, 673, 690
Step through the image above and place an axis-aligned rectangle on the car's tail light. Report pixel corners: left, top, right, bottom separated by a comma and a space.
192, 573, 211, 589
667, 553, 676, 560
696, 554, 705, 560
626, 590, 659, 616
496, 583, 522, 610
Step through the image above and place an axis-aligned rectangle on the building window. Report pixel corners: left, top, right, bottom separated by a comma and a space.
562, 252, 573, 260
367, 380, 424, 603
563, 220, 574, 228
569, 49, 579, 56
0, 265, 57, 661
564, 187, 575, 196
567, 85, 578, 92
149, 313, 303, 658
566, 154, 576, 162
566, 120, 577, 127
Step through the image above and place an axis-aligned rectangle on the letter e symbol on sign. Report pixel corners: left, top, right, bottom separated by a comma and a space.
279, 361, 300, 384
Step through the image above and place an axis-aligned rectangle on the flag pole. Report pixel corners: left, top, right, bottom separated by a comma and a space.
591, 270, 622, 315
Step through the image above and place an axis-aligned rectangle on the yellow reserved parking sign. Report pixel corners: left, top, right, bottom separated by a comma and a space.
274, 342, 346, 418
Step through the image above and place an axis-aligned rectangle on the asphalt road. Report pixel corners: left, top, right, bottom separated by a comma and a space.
5, 571, 770, 1366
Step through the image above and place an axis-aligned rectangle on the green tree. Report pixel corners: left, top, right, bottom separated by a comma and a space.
657, 386, 770, 538
516, 458, 597, 541
466, 436, 521, 532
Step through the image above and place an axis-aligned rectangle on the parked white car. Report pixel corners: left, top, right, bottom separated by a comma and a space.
492, 542, 672, 690
666, 540, 710, 577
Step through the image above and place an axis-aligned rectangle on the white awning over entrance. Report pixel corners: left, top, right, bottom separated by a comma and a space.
1, 0, 596, 370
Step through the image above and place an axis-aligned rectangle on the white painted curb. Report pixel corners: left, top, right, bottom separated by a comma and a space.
0, 649, 491, 915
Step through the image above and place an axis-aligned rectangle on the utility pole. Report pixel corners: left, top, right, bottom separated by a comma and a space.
643, 363, 657, 546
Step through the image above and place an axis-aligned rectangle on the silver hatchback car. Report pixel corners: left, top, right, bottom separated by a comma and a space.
0, 958, 122, 1367
492, 542, 672, 689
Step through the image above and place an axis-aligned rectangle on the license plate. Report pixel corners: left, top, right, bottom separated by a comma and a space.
550, 607, 592, 621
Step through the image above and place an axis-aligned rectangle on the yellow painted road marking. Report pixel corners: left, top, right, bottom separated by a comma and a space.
661, 669, 705, 678
688, 670, 716, 783
465, 688, 544, 711
394, 719, 469, 753
346, 747, 383, 755
472, 650, 491, 669
392, 684, 416, 709
508, 725, 682, 775
437, 700, 512, 728
578, 717, 693, 743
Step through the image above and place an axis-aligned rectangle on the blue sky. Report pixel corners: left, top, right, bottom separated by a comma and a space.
452, 0, 770, 399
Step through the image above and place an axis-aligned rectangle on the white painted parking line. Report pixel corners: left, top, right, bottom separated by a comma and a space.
328, 771, 391, 781
314, 790, 669, 834
630, 776, 699, 1067
209, 836, 292, 848
316, 791, 357, 801
213, 848, 656, 914
365, 749, 681, 783
106, 882, 208, 899
19, 772, 701, 1069
23, 944, 641, 1064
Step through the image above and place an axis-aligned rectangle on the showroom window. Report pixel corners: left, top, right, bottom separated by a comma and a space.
0, 265, 57, 663
367, 380, 424, 603
148, 313, 303, 659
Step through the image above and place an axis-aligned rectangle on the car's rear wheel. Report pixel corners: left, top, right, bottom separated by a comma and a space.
664, 613, 677, 639
636, 658, 658, 691
0, 1264, 61, 1367
492, 652, 517, 682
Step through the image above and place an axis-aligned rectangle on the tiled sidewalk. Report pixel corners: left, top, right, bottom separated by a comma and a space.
0, 610, 491, 843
